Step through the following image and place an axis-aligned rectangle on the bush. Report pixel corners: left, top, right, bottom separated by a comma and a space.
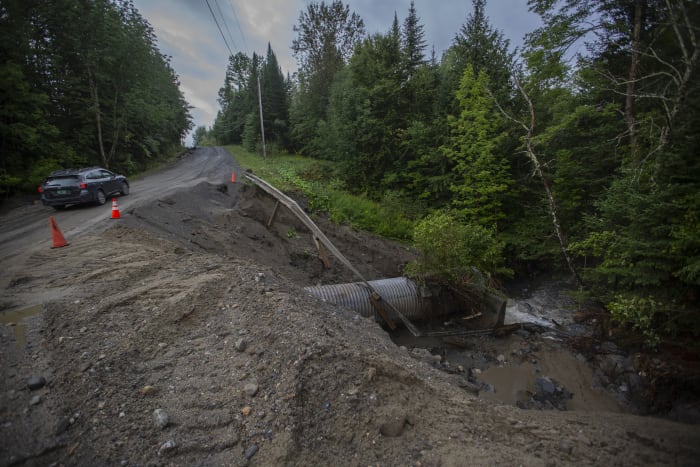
608, 295, 663, 347
405, 212, 509, 284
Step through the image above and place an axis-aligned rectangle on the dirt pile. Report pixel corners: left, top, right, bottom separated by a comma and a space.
1, 180, 700, 466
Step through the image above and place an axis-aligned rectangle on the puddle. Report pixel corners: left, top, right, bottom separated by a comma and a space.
479, 363, 537, 405
0, 304, 42, 348
389, 278, 624, 413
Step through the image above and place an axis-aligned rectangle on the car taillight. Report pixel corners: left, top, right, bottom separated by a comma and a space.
38, 186, 43, 193
79, 182, 87, 189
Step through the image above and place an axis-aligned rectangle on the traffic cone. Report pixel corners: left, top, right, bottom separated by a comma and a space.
111, 198, 121, 219
49, 216, 69, 248
231, 170, 236, 183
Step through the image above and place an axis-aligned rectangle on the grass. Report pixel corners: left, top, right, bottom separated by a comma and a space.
226, 145, 414, 241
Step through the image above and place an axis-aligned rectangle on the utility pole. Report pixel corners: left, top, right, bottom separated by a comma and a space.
257, 74, 266, 159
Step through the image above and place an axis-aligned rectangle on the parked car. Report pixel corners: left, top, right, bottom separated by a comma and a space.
39, 167, 129, 210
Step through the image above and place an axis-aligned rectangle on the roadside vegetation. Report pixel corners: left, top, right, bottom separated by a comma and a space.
4, 0, 698, 346
203, 0, 699, 347
0, 0, 192, 195
228, 144, 415, 240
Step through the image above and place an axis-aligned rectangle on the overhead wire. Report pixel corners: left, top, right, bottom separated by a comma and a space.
213, 0, 238, 52
228, 0, 248, 51
204, 0, 233, 57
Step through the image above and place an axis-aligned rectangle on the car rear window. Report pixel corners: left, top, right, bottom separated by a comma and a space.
45, 176, 80, 187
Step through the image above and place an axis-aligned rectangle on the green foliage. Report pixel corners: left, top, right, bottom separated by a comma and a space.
0, 0, 191, 195
289, 0, 366, 155
229, 145, 413, 240
442, 67, 511, 228
405, 212, 509, 284
215, 0, 700, 347
192, 126, 209, 146
608, 295, 663, 348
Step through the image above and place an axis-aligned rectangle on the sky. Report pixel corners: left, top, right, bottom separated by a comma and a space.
131, 1, 541, 145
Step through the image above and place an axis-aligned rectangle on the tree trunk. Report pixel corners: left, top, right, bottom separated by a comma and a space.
625, 0, 642, 163
511, 81, 584, 287
107, 86, 121, 167
87, 64, 108, 168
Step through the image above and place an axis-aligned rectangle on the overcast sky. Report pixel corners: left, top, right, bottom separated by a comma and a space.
131, 1, 541, 144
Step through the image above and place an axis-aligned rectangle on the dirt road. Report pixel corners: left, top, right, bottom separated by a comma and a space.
1, 147, 699, 466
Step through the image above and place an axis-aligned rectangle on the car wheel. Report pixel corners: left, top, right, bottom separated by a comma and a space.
120, 182, 129, 196
95, 189, 106, 205
53, 205, 65, 211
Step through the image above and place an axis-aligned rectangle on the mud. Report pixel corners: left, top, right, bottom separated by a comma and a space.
1, 149, 700, 466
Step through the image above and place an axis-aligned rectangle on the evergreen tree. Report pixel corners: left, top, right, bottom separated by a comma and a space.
290, 0, 365, 156
261, 43, 290, 150
443, 0, 515, 112
401, 1, 426, 78
0, 0, 191, 196
442, 67, 511, 228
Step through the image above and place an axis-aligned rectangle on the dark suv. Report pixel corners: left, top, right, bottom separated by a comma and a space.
39, 167, 129, 210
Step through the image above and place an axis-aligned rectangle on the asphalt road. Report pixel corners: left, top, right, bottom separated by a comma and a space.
0, 146, 237, 278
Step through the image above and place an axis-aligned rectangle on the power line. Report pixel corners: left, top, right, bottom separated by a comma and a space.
204, 0, 233, 57
214, 0, 238, 52
228, 0, 248, 51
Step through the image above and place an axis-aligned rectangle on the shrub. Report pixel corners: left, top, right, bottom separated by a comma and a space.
405, 212, 509, 285
607, 295, 663, 347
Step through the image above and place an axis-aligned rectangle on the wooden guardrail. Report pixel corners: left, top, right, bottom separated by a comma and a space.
243, 171, 423, 336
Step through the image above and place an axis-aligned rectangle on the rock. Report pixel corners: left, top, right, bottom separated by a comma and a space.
559, 439, 573, 455
55, 418, 71, 435
235, 338, 247, 352
27, 375, 46, 390
380, 415, 407, 437
600, 341, 620, 354
153, 409, 169, 429
601, 354, 626, 377
367, 367, 377, 381
29, 395, 41, 406
245, 444, 259, 459
536, 377, 556, 395
496, 354, 506, 364
141, 385, 158, 396
158, 439, 176, 455
243, 382, 259, 397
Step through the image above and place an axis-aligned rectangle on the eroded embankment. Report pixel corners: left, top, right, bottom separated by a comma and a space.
1, 181, 699, 466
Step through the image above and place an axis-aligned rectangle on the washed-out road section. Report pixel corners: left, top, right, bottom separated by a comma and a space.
1, 146, 699, 466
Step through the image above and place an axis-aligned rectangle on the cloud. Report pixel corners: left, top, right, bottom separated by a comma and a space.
131, 0, 540, 144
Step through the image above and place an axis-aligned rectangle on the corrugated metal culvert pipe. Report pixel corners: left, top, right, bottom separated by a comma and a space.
304, 277, 459, 322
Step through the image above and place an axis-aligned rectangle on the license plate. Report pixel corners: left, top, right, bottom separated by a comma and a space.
57, 189, 69, 195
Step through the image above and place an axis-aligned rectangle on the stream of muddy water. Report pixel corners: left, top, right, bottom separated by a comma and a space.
391, 278, 625, 414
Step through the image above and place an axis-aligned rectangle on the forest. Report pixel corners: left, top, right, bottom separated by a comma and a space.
208, 0, 699, 345
0, 0, 192, 193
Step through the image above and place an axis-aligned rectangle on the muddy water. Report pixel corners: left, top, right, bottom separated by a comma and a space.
478, 343, 623, 412
0, 304, 42, 348
391, 278, 624, 413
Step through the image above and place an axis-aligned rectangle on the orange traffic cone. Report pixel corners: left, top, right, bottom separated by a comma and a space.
49, 216, 69, 248
231, 170, 236, 183
111, 198, 121, 219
